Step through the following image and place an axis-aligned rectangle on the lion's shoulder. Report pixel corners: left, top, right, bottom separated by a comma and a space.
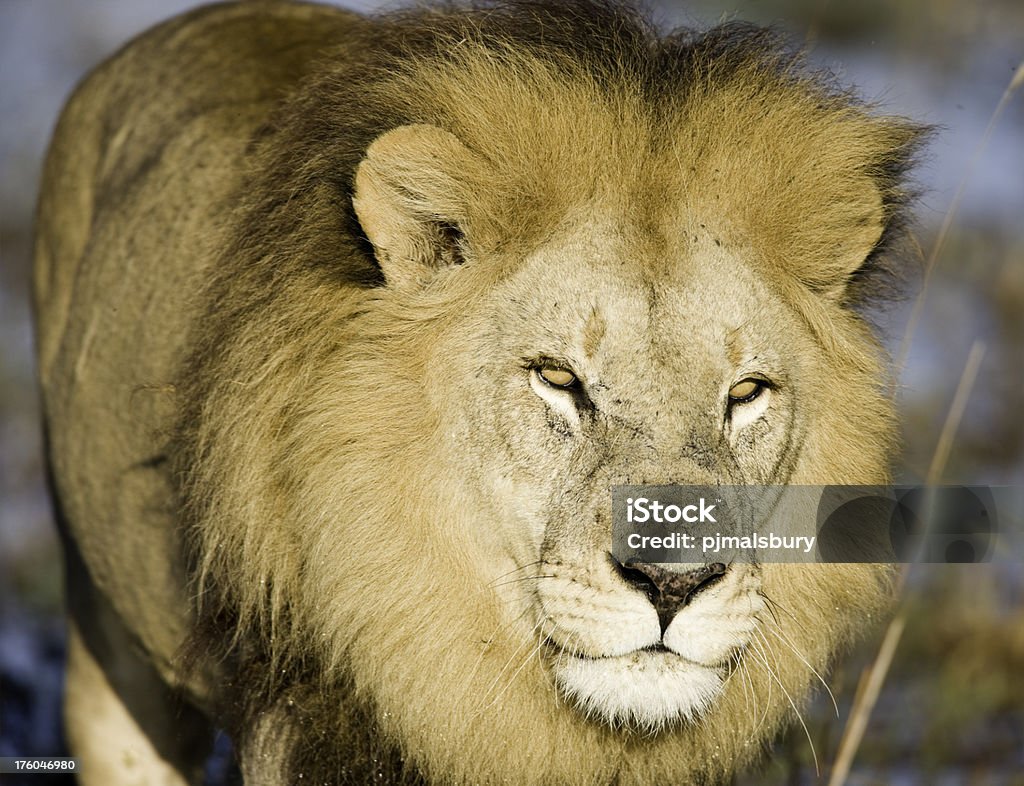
35, 1, 362, 373
32, 0, 367, 684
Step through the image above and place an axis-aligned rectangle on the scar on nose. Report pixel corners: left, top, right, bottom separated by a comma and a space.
583, 307, 606, 359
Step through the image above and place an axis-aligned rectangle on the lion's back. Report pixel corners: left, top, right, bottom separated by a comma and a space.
33, 0, 362, 680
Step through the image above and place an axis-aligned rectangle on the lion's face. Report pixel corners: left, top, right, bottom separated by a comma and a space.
319, 108, 901, 765
408, 205, 835, 730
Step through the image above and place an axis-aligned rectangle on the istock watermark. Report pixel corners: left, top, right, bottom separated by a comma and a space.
611, 485, 1020, 564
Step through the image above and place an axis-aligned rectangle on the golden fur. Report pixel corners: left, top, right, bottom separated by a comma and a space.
34, 1, 924, 783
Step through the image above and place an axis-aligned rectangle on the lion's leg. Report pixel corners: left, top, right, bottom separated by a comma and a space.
64, 619, 212, 786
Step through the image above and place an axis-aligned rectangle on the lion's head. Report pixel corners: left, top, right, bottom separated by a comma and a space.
176, 2, 923, 782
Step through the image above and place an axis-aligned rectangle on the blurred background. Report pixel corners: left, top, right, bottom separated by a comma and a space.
1, 1, 1021, 784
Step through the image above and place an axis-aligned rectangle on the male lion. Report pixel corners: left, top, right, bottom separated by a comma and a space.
34, 1, 923, 783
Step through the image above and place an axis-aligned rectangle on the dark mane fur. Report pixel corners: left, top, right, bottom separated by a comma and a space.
219, 0, 924, 304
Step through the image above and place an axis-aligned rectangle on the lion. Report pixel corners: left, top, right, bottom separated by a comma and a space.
33, 0, 924, 783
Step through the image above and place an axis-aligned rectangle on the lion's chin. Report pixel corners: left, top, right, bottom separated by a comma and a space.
551, 648, 725, 731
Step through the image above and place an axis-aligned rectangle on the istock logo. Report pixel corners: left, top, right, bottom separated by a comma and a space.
626, 497, 717, 524
611, 484, 1018, 564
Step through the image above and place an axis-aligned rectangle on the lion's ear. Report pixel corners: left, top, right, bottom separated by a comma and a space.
764, 171, 890, 304
812, 181, 886, 302
353, 124, 488, 290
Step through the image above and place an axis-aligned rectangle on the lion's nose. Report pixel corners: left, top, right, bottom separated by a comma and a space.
610, 556, 727, 635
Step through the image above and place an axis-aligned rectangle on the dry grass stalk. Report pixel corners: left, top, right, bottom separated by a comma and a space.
827, 340, 985, 786
826, 58, 1024, 785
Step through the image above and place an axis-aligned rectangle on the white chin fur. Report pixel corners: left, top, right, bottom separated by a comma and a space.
553, 650, 724, 731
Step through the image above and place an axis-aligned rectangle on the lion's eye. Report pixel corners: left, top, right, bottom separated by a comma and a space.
538, 367, 578, 389
728, 378, 765, 403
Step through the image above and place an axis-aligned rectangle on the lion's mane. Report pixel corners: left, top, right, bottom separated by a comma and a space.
172, 2, 923, 782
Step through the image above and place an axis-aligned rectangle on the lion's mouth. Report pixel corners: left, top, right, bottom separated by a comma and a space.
543, 639, 727, 730
543, 636, 730, 667
541, 636, 673, 661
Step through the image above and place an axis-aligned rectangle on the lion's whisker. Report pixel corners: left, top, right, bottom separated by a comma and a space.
481, 629, 548, 714
738, 656, 756, 726
486, 560, 544, 588
758, 591, 784, 627
475, 618, 545, 714
475, 619, 547, 716
722, 649, 754, 724
759, 590, 837, 709
759, 591, 800, 626
463, 603, 535, 705
761, 618, 838, 717
489, 574, 558, 589
751, 630, 820, 776
746, 646, 774, 739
